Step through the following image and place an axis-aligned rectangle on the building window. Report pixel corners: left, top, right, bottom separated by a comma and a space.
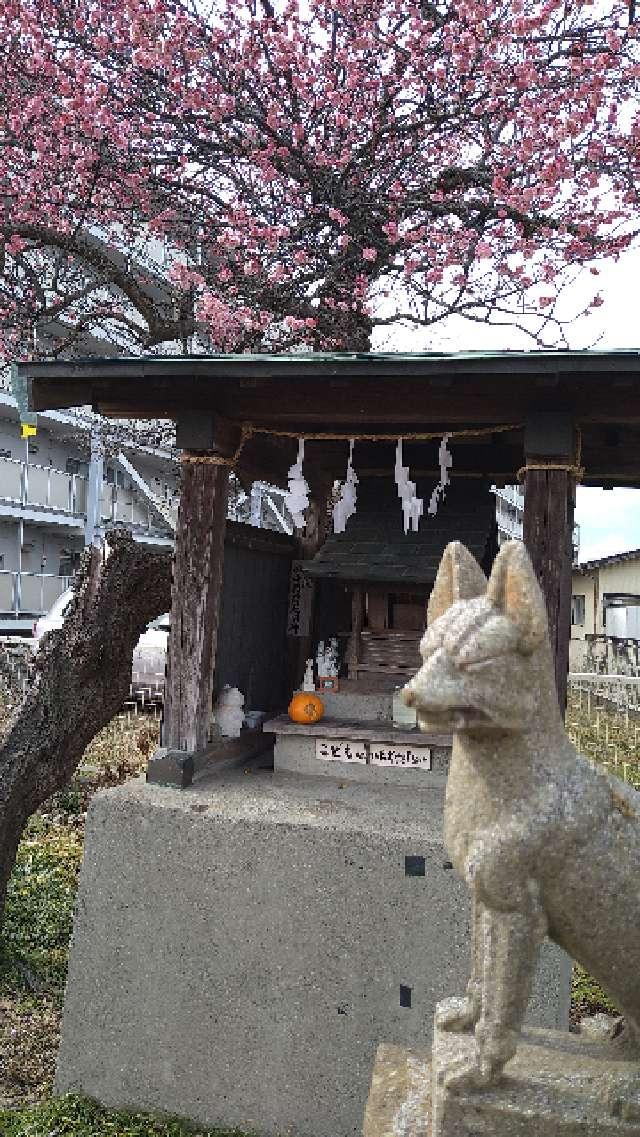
66, 457, 89, 477
59, 550, 82, 577
106, 467, 129, 488
571, 595, 586, 626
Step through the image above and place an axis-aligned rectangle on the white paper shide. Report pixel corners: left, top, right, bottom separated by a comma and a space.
284, 438, 310, 529
395, 439, 424, 533
333, 439, 358, 534
428, 434, 453, 516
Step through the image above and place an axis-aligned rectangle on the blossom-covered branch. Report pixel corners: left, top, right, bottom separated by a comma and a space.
1, 0, 638, 356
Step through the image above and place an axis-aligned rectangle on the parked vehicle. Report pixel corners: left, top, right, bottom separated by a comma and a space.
33, 589, 169, 700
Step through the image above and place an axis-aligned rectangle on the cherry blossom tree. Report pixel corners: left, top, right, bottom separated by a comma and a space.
0, 0, 639, 927
1, 0, 639, 357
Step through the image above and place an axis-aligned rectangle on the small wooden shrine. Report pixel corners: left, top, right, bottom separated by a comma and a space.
18, 349, 640, 785
18, 349, 640, 1137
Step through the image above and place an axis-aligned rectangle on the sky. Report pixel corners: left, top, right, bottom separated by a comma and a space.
378, 249, 640, 563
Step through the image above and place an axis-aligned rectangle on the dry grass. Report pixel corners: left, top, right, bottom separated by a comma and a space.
0, 996, 61, 1110
566, 688, 640, 789
0, 703, 159, 1111
565, 688, 640, 1023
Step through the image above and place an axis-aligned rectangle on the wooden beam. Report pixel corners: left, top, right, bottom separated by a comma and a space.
149, 460, 229, 785
523, 419, 576, 710
175, 411, 241, 456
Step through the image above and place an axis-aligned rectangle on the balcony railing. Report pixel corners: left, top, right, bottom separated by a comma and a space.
100, 483, 175, 531
0, 570, 69, 616
0, 454, 88, 515
0, 455, 174, 534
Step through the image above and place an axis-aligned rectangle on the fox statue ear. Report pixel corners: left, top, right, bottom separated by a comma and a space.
486, 541, 548, 653
427, 541, 488, 625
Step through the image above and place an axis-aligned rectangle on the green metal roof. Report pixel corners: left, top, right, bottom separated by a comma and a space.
15, 348, 640, 485
17, 347, 640, 372
17, 348, 640, 413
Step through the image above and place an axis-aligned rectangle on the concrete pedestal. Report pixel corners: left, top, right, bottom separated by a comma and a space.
364, 1028, 640, 1137
56, 760, 571, 1137
431, 1022, 640, 1135
266, 715, 452, 787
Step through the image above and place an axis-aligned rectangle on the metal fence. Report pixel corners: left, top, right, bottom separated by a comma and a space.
0, 570, 70, 616
579, 635, 640, 676
567, 673, 640, 788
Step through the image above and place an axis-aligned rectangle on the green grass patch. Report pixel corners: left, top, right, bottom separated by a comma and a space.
0, 712, 161, 1111
0, 711, 159, 1003
571, 963, 619, 1021
0, 1094, 251, 1137
0, 817, 83, 1001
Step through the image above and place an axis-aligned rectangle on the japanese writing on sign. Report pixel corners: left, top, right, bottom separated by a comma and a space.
315, 738, 368, 764
369, 744, 432, 769
315, 738, 432, 770
286, 560, 314, 637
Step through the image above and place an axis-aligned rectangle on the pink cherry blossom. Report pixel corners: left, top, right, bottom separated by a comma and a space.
0, 0, 637, 357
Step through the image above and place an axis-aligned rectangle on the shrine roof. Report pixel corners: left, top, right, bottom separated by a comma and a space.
16, 347, 640, 422
15, 349, 640, 486
304, 478, 495, 584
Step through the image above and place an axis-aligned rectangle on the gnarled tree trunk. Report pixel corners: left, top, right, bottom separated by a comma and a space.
0, 531, 171, 924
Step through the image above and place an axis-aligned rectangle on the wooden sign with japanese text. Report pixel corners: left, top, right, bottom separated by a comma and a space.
315, 737, 432, 770
287, 560, 314, 637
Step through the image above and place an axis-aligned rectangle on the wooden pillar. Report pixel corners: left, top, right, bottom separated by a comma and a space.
163, 459, 229, 751
346, 586, 363, 680
522, 415, 577, 711
148, 458, 229, 786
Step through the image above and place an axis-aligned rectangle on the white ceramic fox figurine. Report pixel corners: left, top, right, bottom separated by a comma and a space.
403, 540, 640, 1092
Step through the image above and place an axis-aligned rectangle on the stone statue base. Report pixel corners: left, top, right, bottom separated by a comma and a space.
364, 1014, 640, 1137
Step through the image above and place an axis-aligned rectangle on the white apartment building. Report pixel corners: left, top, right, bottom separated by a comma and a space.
494, 484, 524, 543
494, 483, 580, 561
0, 380, 294, 635
0, 387, 180, 633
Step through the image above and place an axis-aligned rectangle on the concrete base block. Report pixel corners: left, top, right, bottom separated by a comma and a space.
431, 1021, 640, 1135
56, 764, 571, 1137
364, 1031, 640, 1137
363, 1044, 432, 1137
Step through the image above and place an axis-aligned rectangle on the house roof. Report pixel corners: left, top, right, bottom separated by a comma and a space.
575, 548, 640, 574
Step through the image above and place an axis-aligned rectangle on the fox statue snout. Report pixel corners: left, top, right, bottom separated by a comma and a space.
407, 540, 640, 1095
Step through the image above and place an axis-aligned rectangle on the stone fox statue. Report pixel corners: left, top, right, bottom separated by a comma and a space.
402, 539, 640, 1092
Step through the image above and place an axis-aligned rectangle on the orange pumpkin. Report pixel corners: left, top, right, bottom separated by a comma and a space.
288, 692, 325, 724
